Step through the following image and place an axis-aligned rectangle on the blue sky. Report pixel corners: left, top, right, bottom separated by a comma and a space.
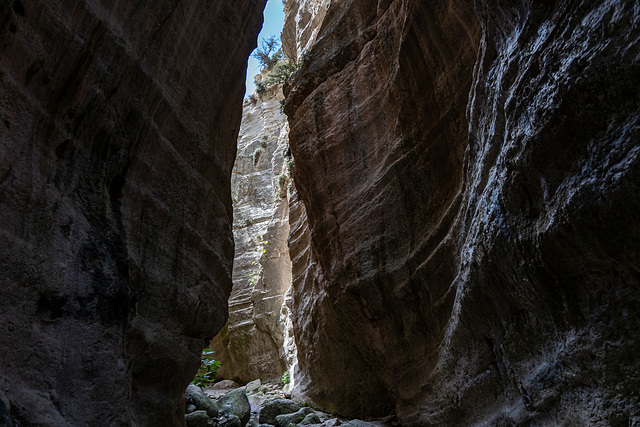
245, 0, 286, 97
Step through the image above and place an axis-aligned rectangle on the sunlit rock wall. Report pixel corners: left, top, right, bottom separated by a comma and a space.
210, 85, 296, 384
281, 0, 331, 64
284, 0, 640, 424
0, 0, 265, 425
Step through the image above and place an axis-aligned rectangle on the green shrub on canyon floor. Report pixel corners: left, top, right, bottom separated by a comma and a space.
191, 348, 221, 388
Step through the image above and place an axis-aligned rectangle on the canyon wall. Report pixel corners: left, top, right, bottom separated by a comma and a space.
281, 0, 331, 64
0, 0, 265, 425
210, 85, 297, 384
284, 0, 640, 425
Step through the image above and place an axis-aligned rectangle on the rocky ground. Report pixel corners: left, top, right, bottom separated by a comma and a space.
185, 380, 396, 427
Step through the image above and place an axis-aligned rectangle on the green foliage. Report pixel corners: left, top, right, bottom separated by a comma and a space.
236, 213, 254, 228
256, 80, 268, 94
280, 371, 291, 385
191, 348, 221, 388
252, 36, 301, 95
263, 62, 296, 86
253, 36, 284, 70
256, 61, 297, 94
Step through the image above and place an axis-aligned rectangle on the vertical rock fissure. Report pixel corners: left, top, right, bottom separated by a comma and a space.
210, 82, 297, 386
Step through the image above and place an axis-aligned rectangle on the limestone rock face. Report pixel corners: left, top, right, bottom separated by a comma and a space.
210, 87, 296, 383
281, 0, 331, 64
284, 0, 640, 424
0, 0, 265, 425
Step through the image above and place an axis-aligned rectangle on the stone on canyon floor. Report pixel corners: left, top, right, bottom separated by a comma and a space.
213, 380, 242, 390
341, 421, 391, 427
258, 398, 302, 424
245, 379, 262, 394
299, 412, 322, 425
218, 413, 242, 427
185, 382, 394, 427
186, 385, 220, 418
218, 389, 251, 425
274, 406, 315, 427
185, 410, 214, 427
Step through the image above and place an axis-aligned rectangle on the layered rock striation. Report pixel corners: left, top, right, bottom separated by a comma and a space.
284, 0, 640, 424
0, 0, 264, 425
210, 85, 296, 384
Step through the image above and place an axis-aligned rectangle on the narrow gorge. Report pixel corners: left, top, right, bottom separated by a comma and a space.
1, 0, 638, 426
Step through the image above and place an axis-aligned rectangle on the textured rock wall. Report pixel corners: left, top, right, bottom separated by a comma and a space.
0, 0, 265, 425
210, 85, 296, 384
281, 0, 331, 64
284, 0, 640, 424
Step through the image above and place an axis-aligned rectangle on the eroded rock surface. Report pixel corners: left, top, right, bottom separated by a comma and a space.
0, 0, 265, 425
210, 86, 296, 384
281, 0, 331, 64
284, 0, 640, 424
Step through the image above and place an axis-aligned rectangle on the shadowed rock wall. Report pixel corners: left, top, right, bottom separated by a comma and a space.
284, 0, 640, 424
0, 0, 265, 425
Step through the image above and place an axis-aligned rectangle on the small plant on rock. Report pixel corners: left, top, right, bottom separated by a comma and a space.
236, 213, 254, 228
256, 80, 268, 94
249, 240, 268, 285
280, 371, 290, 385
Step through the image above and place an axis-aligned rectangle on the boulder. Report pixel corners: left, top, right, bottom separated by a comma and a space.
213, 380, 241, 390
300, 413, 322, 425
186, 385, 219, 418
259, 398, 302, 424
245, 379, 262, 394
218, 389, 251, 425
219, 413, 242, 427
274, 407, 314, 427
341, 421, 389, 427
185, 410, 212, 427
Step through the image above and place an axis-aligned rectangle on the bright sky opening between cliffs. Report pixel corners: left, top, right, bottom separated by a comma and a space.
245, 0, 285, 98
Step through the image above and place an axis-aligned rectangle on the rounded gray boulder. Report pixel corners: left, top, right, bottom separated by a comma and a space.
259, 398, 302, 424
185, 410, 213, 427
275, 407, 314, 427
218, 389, 251, 425
186, 385, 219, 418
